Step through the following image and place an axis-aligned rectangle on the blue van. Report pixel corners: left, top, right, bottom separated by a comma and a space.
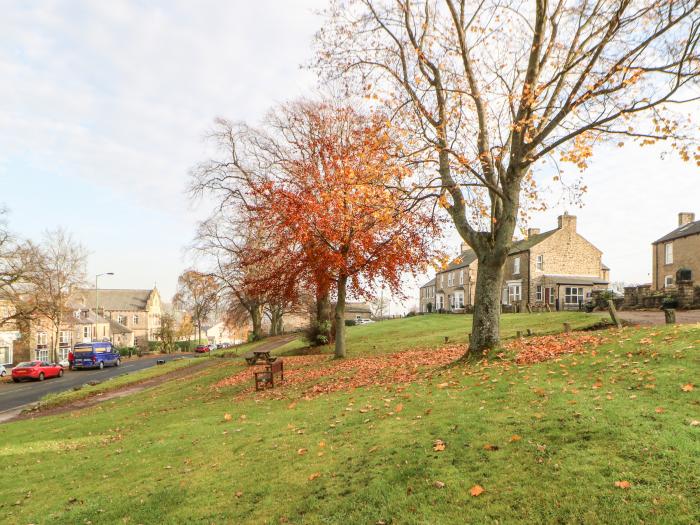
73, 342, 121, 369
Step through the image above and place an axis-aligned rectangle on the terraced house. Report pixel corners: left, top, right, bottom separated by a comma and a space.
75, 288, 162, 348
420, 214, 610, 312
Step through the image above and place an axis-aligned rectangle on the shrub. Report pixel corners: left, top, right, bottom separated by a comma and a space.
661, 296, 679, 309
305, 320, 332, 346
344, 319, 356, 327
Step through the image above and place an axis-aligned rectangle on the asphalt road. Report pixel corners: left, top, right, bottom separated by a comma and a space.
0, 353, 193, 416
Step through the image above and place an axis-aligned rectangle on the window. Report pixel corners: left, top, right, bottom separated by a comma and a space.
35, 348, 49, 361
664, 275, 673, 287
536, 255, 543, 271
508, 284, 521, 303
57, 347, 69, 361
83, 326, 90, 339
0, 346, 11, 365
513, 257, 521, 275
536, 285, 543, 301
133, 314, 139, 325
118, 315, 127, 325
459, 270, 464, 285
455, 291, 464, 308
59, 331, 71, 345
564, 287, 584, 305
664, 243, 673, 265
36, 332, 47, 347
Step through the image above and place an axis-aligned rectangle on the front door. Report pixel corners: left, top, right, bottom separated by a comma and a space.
544, 287, 551, 305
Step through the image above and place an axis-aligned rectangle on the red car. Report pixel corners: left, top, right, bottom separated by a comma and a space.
194, 345, 210, 354
11, 361, 64, 383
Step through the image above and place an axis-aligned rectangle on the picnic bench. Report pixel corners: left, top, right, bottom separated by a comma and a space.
244, 349, 278, 366
254, 359, 284, 391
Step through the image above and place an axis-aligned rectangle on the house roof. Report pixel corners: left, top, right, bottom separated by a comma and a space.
544, 274, 609, 286
108, 319, 132, 334
69, 309, 111, 325
601, 263, 610, 271
441, 229, 558, 273
76, 289, 154, 311
653, 220, 700, 244
344, 302, 372, 314
420, 278, 436, 288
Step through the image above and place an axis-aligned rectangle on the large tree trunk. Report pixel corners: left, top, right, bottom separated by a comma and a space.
334, 275, 348, 358
250, 305, 263, 340
469, 252, 507, 354
268, 306, 282, 336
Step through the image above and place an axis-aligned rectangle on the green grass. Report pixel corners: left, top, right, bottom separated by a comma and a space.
323, 311, 606, 355
0, 317, 698, 524
33, 358, 200, 410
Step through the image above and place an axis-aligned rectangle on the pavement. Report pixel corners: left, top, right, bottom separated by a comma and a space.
0, 353, 193, 420
617, 310, 700, 326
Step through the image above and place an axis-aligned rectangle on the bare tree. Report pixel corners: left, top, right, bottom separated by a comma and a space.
173, 270, 219, 345
30, 229, 87, 362
316, 0, 700, 352
155, 313, 177, 353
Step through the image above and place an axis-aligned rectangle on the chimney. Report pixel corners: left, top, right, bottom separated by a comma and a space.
459, 242, 469, 253
678, 212, 695, 227
527, 228, 540, 238
557, 212, 577, 231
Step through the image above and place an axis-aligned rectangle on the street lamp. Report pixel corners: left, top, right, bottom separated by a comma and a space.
95, 272, 114, 341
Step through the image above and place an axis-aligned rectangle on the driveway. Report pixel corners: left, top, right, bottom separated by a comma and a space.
0, 353, 193, 417
617, 310, 700, 326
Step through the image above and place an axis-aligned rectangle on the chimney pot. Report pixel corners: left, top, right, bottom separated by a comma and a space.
557, 213, 577, 231
678, 212, 695, 227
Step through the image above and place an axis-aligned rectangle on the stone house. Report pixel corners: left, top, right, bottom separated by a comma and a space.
74, 288, 162, 348
343, 302, 373, 322
422, 213, 609, 312
418, 277, 436, 313
651, 212, 699, 291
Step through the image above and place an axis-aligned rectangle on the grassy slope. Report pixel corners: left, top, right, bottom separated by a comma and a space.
311, 311, 606, 356
0, 315, 698, 524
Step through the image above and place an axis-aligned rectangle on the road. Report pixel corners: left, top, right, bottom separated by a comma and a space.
0, 353, 192, 416
618, 309, 700, 325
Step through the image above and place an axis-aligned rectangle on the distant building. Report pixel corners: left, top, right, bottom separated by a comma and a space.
343, 302, 373, 322
418, 278, 436, 313
652, 212, 699, 290
74, 288, 162, 347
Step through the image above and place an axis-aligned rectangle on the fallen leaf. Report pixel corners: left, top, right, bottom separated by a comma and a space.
690, 420, 699, 427
470, 485, 485, 497
614, 481, 631, 489
483, 444, 499, 451
395, 403, 404, 413
223, 413, 232, 422
433, 439, 446, 452
681, 383, 694, 392
235, 491, 243, 498
437, 382, 449, 389
318, 440, 326, 448
308, 472, 321, 481
297, 448, 307, 456
655, 407, 664, 414
433, 480, 446, 489
509, 435, 522, 442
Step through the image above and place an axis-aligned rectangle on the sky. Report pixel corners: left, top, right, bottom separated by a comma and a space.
1, 1, 699, 309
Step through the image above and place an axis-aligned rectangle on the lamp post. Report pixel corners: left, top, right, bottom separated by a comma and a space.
95, 272, 114, 341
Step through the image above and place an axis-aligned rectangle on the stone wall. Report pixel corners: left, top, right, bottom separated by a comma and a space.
624, 281, 700, 309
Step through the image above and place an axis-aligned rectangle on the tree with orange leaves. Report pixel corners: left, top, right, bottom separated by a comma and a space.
249, 100, 440, 357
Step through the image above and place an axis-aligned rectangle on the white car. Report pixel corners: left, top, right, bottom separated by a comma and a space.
356, 319, 375, 325
0, 364, 6, 377
58, 358, 70, 368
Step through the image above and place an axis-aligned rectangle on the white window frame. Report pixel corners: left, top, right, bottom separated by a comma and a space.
59, 330, 71, 345
118, 315, 127, 325
536, 255, 543, 271
35, 348, 49, 361
536, 285, 543, 301
564, 287, 584, 305
508, 284, 522, 303
664, 243, 673, 265
455, 291, 464, 308
459, 270, 464, 285
83, 326, 90, 339
0, 345, 11, 365
664, 275, 673, 287
133, 314, 139, 325
513, 257, 521, 275
36, 332, 47, 347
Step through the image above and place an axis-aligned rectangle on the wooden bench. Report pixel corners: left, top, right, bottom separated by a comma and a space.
254, 360, 284, 391
245, 349, 278, 366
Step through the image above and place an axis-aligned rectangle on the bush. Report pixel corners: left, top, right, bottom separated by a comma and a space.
305, 320, 332, 346
661, 296, 679, 309
115, 347, 136, 357
344, 319, 356, 327
406, 310, 416, 317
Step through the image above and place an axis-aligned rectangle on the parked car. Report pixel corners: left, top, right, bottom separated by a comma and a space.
11, 361, 63, 382
0, 364, 6, 377
356, 319, 375, 325
194, 345, 210, 353
58, 358, 70, 368
73, 342, 121, 369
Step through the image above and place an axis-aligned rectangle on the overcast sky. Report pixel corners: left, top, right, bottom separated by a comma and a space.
1, 1, 698, 308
